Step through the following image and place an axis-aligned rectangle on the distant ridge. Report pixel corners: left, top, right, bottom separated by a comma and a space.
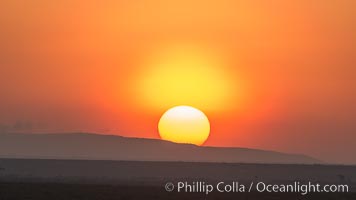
0, 133, 320, 164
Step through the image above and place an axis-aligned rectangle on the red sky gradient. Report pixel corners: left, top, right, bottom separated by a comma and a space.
0, 1, 355, 164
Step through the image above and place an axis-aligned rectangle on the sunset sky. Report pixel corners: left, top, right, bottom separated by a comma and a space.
0, 1, 355, 164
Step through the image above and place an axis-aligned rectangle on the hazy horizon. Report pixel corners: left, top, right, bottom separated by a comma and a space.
0, 132, 322, 165
0, 131, 343, 164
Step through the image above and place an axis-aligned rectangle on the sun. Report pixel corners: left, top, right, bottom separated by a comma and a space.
158, 105, 210, 146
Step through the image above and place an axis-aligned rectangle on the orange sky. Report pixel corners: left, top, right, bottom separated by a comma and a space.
0, 0, 356, 164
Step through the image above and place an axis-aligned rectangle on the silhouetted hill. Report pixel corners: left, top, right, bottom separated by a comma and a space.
0, 133, 320, 164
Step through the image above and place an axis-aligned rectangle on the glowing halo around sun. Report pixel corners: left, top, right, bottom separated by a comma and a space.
158, 106, 210, 146
134, 43, 241, 113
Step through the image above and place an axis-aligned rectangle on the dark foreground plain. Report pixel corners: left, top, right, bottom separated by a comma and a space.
0, 158, 355, 200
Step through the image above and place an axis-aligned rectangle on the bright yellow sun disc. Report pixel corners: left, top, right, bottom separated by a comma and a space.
158, 106, 210, 146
